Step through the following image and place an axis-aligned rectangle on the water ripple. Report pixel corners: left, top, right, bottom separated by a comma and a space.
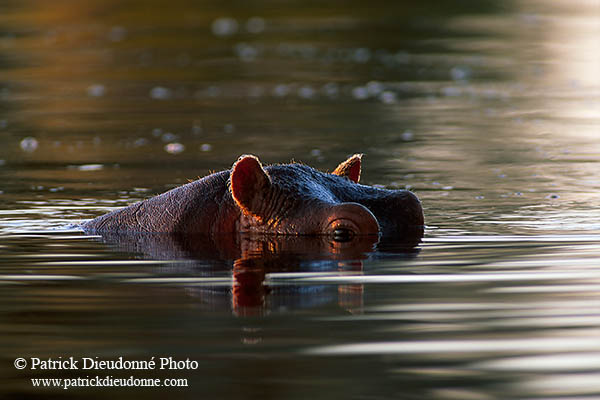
304, 336, 600, 356
268, 270, 600, 285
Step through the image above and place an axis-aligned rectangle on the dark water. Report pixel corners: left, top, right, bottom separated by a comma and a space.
2, 0, 600, 398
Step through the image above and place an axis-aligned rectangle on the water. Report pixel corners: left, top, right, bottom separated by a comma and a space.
1, 0, 600, 398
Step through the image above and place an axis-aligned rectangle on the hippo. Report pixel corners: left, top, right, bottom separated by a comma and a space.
82, 154, 424, 240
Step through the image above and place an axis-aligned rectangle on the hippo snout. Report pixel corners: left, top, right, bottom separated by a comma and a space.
357, 190, 424, 237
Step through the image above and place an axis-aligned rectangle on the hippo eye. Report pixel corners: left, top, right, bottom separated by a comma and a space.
332, 227, 354, 242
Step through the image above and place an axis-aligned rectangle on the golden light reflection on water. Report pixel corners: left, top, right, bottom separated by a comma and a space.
541, 4, 600, 90
476, 352, 600, 371
519, 372, 600, 396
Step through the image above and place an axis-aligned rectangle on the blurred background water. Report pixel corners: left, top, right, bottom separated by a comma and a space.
1, 0, 599, 399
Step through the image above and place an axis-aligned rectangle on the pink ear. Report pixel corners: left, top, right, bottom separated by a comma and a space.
230, 155, 270, 217
332, 154, 362, 183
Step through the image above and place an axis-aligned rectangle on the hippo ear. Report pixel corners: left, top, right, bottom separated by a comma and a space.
230, 155, 271, 219
332, 153, 362, 183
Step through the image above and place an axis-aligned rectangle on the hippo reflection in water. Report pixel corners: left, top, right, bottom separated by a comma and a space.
82, 154, 424, 239
82, 154, 424, 315
94, 232, 420, 316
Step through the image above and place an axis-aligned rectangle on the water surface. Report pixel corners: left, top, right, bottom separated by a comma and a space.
1, 0, 599, 399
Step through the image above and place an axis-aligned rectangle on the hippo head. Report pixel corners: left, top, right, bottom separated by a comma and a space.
229, 154, 424, 240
